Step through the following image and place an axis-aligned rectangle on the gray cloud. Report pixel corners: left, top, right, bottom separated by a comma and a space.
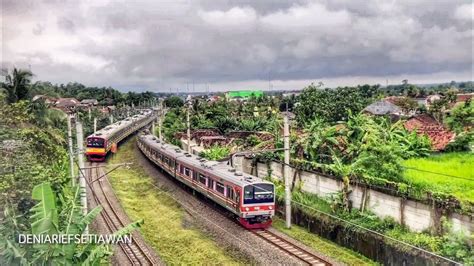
2, 0, 473, 91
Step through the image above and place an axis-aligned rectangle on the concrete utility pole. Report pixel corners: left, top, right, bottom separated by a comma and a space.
75, 116, 88, 232
93, 117, 97, 134
152, 120, 155, 136
158, 101, 163, 141
67, 114, 75, 186
186, 102, 191, 153
109, 114, 113, 124
283, 111, 291, 228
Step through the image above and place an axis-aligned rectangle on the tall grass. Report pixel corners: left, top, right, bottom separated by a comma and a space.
402, 152, 474, 205
107, 140, 244, 265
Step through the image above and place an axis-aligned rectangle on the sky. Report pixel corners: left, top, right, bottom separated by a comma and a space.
1, 0, 473, 92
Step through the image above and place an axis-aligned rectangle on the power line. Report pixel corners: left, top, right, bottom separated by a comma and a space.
402, 166, 474, 182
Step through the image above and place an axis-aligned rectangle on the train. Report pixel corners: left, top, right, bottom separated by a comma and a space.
86, 110, 155, 161
137, 134, 275, 229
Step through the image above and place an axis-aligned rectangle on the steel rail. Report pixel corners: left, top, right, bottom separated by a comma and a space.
88, 163, 156, 265
251, 229, 331, 266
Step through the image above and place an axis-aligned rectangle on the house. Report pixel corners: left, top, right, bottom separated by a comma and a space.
362, 100, 404, 117
32, 95, 56, 105
404, 114, 455, 151
55, 98, 80, 111
454, 93, 473, 105
81, 99, 99, 106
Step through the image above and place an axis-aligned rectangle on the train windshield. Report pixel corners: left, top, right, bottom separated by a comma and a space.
87, 137, 105, 148
243, 183, 274, 204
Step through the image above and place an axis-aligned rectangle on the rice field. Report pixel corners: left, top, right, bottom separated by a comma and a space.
402, 152, 474, 205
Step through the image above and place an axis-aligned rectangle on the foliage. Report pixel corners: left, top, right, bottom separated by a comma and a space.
199, 145, 230, 161
30, 81, 157, 107
162, 108, 186, 146
393, 97, 419, 114
445, 100, 473, 133
295, 84, 380, 124
0, 100, 69, 207
2, 68, 33, 103
164, 96, 184, 108
0, 182, 142, 265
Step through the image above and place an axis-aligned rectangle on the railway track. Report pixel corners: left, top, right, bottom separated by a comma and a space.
88, 162, 157, 265
251, 229, 331, 266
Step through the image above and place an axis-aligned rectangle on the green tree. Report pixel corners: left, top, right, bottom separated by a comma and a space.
164, 96, 184, 108
3, 68, 33, 103
295, 84, 379, 124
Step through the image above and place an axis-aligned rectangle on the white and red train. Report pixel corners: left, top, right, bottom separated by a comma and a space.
86, 110, 155, 161
137, 134, 275, 229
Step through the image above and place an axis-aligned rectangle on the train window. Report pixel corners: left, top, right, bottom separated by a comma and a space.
164, 157, 170, 165
216, 182, 225, 194
208, 178, 214, 189
179, 165, 184, 174
243, 184, 274, 204
226, 186, 233, 199
199, 174, 206, 185
184, 168, 191, 177
87, 138, 104, 148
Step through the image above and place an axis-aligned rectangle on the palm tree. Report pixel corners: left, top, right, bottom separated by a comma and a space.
4, 68, 33, 103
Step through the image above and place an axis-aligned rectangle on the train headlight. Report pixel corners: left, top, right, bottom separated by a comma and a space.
245, 207, 250, 211
269, 206, 273, 210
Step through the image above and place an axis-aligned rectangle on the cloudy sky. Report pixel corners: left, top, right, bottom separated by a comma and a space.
1, 0, 473, 92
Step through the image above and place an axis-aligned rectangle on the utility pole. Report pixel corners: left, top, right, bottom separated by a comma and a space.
109, 114, 113, 124
93, 117, 97, 134
75, 116, 88, 233
67, 114, 75, 186
158, 100, 163, 141
186, 101, 191, 153
152, 120, 155, 136
283, 109, 291, 228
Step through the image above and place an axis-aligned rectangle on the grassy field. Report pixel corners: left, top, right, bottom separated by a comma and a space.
402, 152, 474, 205
107, 139, 245, 265
273, 218, 377, 266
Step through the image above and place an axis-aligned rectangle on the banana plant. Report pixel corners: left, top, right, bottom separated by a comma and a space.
1, 182, 142, 265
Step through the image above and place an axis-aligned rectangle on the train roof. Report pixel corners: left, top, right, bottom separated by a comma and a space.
88, 110, 153, 140
139, 134, 273, 187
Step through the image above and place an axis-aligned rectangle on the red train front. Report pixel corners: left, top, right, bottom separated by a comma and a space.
238, 183, 275, 229
86, 136, 107, 161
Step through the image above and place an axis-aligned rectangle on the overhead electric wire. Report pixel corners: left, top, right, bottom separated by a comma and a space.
402, 166, 474, 182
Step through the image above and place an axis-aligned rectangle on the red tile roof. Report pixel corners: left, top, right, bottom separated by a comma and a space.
404, 114, 455, 151
456, 93, 473, 103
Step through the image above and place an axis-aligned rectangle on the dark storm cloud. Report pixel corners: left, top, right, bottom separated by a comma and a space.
2, 0, 473, 91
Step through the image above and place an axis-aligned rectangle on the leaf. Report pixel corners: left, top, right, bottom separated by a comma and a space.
79, 206, 103, 231
30, 182, 58, 235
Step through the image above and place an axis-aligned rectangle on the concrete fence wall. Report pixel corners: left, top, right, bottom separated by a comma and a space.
233, 157, 474, 234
